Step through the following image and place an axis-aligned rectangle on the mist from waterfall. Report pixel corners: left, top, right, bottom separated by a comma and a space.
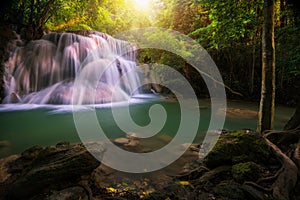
3, 31, 141, 105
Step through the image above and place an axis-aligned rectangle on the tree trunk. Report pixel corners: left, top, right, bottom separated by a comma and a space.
280, 0, 287, 27
257, 0, 276, 133
250, 40, 256, 95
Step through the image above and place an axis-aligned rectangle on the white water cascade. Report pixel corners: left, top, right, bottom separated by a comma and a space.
3, 31, 141, 104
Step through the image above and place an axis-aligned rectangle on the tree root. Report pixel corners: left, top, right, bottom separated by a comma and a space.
264, 126, 300, 146
77, 181, 94, 200
293, 138, 300, 175
171, 166, 209, 180
194, 165, 232, 185
244, 134, 298, 200
256, 166, 283, 184
241, 184, 269, 200
263, 137, 298, 200
244, 181, 272, 193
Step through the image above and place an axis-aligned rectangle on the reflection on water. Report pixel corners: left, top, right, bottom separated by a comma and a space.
0, 98, 294, 158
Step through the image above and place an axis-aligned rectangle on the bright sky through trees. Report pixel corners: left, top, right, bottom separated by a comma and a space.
133, 0, 152, 11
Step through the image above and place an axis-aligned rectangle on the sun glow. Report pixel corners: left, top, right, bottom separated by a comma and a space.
133, 0, 151, 11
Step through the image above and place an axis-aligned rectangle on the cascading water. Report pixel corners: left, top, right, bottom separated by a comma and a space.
3, 31, 141, 104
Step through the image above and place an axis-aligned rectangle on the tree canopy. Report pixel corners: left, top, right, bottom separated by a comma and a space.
0, 0, 299, 104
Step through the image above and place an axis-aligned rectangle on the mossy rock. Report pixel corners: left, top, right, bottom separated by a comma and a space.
232, 162, 260, 183
203, 130, 273, 168
3, 142, 104, 199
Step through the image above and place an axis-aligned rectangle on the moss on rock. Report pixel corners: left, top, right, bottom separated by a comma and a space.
203, 130, 275, 168
232, 162, 260, 183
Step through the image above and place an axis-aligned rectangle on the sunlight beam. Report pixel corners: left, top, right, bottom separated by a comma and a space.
133, 0, 151, 11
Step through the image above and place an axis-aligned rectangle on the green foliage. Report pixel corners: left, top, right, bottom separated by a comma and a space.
155, 0, 209, 35
275, 26, 300, 103
191, 0, 263, 49
276, 26, 300, 77
0, 0, 61, 28
46, 0, 90, 31
137, 29, 192, 71
46, 0, 153, 34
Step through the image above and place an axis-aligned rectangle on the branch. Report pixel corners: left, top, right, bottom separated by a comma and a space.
197, 69, 243, 96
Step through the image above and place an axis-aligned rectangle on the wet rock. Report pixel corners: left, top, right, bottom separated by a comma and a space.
1, 142, 105, 200
124, 139, 140, 147
113, 138, 130, 145
126, 132, 137, 139
0, 155, 20, 183
55, 141, 71, 149
180, 143, 199, 151
113, 134, 141, 149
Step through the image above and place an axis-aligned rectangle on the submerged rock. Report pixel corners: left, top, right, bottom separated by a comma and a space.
113, 137, 130, 145
0, 140, 10, 148
113, 134, 141, 149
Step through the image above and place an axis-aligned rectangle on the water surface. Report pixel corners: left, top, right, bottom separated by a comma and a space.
0, 99, 294, 158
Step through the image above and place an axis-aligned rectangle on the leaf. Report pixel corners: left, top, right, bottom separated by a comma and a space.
106, 187, 117, 193
178, 181, 191, 186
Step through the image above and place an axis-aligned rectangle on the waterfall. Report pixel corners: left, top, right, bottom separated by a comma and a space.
3, 31, 141, 104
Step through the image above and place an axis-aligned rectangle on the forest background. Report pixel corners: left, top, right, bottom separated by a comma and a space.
0, 0, 299, 106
